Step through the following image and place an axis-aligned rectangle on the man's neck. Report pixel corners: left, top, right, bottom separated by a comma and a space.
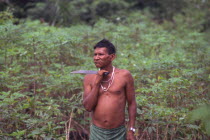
100, 65, 113, 73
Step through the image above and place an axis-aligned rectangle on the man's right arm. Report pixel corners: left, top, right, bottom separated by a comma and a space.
83, 74, 101, 112
83, 70, 108, 111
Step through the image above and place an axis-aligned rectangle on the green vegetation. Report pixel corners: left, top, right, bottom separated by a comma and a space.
0, 0, 210, 139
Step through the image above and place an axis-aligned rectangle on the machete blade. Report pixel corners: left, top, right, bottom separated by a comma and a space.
71, 70, 109, 75
71, 70, 98, 74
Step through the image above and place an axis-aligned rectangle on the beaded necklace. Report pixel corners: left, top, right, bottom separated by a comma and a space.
100, 66, 115, 91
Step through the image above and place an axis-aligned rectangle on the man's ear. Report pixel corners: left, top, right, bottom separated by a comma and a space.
110, 54, 116, 61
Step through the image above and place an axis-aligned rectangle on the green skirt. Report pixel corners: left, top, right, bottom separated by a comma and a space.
90, 124, 126, 140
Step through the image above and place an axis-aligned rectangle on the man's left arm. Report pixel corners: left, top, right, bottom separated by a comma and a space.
125, 70, 137, 140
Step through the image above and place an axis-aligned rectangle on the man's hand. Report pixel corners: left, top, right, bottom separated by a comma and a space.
127, 131, 136, 140
94, 70, 108, 85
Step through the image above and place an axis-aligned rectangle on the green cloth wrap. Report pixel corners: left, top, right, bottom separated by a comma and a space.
90, 124, 126, 140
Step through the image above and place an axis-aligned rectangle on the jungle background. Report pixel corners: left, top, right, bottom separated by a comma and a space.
0, 0, 210, 139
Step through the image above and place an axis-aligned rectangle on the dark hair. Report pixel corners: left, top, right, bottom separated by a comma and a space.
93, 39, 116, 54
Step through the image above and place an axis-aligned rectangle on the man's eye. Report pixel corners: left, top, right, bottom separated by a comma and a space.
93, 53, 103, 56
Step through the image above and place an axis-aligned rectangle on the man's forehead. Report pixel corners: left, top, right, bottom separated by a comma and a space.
94, 47, 108, 53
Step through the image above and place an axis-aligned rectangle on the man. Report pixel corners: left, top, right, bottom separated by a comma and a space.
83, 39, 137, 140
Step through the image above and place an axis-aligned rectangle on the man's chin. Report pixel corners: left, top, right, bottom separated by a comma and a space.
95, 66, 101, 69
95, 64, 101, 68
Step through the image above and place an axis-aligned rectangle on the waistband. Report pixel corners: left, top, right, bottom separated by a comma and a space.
91, 124, 126, 132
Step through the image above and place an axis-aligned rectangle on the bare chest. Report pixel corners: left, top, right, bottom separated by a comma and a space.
98, 74, 126, 96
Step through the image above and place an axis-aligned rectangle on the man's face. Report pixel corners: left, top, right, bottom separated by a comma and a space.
93, 47, 115, 68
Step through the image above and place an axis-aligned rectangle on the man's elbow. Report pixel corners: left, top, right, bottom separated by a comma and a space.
83, 101, 93, 112
84, 106, 92, 112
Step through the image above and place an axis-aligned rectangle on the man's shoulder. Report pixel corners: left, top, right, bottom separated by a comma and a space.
84, 74, 95, 80
116, 68, 133, 83
116, 68, 131, 76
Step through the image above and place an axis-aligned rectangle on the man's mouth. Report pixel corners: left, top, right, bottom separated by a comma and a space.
94, 61, 100, 64
95, 63, 100, 66
94, 62, 101, 67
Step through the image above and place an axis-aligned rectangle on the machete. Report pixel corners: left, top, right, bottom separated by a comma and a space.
71, 70, 109, 76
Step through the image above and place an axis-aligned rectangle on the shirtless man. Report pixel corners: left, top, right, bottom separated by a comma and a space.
83, 39, 137, 140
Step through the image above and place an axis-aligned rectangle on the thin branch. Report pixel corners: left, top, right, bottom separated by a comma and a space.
66, 111, 73, 140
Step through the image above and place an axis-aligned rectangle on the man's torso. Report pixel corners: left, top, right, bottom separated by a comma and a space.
87, 68, 129, 129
